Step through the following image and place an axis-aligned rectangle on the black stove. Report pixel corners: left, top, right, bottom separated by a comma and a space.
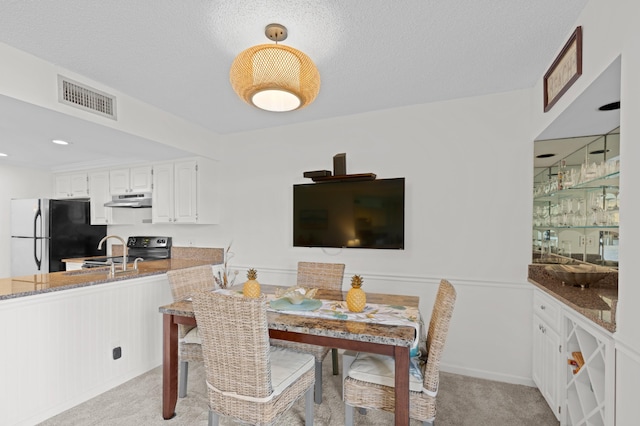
82, 236, 171, 268
127, 236, 172, 259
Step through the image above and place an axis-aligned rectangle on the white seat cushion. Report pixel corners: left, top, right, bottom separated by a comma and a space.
269, 346, 315, 396
181, 327, 202, 345
347, 352, 424, 392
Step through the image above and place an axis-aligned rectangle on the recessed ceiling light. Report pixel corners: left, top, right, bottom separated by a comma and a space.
536, 153, 556, 159
52, 139, 69, 145
0, 152, 7, 157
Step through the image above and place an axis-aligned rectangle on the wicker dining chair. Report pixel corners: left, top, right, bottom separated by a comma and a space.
166, 264, 217, 398
192, 290, 315, 426
270, 261, 345, 404
343, 279, 457, 426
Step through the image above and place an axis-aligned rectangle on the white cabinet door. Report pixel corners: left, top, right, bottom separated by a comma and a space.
54, 174, 71, 198
532, 289, 561, 421
533, 317, 560, 418
89, 171, 112, 225
54, 173, 88, 198
174, 160, 198, 223
532, 318, 544, 390
151, 157, 218, 224
110, 166, 152, 195
109, 168, 130, 195
70, 173, 89, 196
130, 166, 152, 192
152, 163, 174, 223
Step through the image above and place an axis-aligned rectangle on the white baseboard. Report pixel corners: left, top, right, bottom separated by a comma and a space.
440, 363, 536, 387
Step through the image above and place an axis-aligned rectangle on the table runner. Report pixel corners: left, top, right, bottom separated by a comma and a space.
214, 289, 421, 354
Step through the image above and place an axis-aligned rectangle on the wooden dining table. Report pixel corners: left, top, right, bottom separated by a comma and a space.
158, 285, 420, 425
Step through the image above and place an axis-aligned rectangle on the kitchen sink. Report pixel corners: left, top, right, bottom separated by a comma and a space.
545, 264, 613, 288
82, 256, 132, 267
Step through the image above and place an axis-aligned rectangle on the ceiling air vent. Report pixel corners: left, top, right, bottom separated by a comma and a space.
57, 75, 117, 120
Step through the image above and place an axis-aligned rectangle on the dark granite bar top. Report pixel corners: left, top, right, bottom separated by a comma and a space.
528, 264, 617, 333
0, 247, 223, 301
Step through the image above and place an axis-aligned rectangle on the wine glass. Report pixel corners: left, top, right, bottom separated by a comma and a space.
565, 198, 575, 227
589, 192, 603, 225
574, 197, 585, 226
607, 189, 620, 225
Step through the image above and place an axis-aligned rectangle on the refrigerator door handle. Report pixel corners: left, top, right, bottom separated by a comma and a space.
34, 201, 42, 270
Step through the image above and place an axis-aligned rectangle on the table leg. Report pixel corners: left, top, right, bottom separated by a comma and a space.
162, 314, 178, 420
394, 345, 410, 425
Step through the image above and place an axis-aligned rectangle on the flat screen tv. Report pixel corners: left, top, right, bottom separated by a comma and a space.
293, 178, 405, 249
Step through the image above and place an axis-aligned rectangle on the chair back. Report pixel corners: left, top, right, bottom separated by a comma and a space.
422, 279, 457, 394
192, 291, 273, 399
167, 265, 216, 301
297, 261, 345, 290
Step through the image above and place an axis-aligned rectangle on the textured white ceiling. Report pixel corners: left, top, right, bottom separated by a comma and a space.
0, 0, 598, 169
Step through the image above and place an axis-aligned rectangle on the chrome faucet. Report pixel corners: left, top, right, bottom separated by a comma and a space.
133, 257, 143, 271
97, 235, 128, 271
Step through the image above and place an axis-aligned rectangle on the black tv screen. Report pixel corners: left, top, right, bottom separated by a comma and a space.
293, 178, 405, 249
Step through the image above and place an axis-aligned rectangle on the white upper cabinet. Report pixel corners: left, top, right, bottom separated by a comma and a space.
54, 172, 89, 198
88, 171, 112, 225
152, 157, 218, 224
151, 163, 174, 224
109, 166, 152, 195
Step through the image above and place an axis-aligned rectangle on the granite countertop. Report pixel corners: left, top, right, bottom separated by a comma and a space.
0, 246, 223, 301
528, 264, 617, 333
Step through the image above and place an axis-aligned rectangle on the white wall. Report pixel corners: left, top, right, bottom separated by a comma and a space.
528, 0, 640, 423
109, 88, 537, 384
204, 88, 537, 384
0, 164, 53, 278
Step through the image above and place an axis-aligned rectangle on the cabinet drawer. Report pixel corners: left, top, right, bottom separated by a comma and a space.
533, 290, 560, 331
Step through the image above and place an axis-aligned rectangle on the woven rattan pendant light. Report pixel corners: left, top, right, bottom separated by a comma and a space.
230, 24, 320, 112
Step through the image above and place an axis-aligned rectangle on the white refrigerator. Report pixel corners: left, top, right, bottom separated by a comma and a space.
10, 198, 107, 276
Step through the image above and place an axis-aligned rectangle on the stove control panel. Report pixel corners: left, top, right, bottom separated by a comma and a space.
127, 236, 172, 249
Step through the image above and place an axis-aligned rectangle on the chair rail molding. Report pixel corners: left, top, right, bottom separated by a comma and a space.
242, 265, 535, 387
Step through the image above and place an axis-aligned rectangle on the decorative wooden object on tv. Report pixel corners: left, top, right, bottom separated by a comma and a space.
543, 26, 582, 112
333, 153, 347, 176
311, 173, 377, 183
303, 170, 332, 178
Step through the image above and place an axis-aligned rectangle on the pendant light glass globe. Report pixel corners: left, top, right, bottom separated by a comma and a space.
252, 89, 301, 112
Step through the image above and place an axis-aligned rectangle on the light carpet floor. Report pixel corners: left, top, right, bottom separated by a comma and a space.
39, 355, 559, 425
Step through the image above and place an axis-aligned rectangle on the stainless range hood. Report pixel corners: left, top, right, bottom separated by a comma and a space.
104, 193, 152, 208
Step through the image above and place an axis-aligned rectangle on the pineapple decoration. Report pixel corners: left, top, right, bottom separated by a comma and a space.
346, 274, 366, 312
243, 268, 261, 298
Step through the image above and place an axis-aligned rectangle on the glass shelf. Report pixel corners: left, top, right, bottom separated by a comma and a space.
533, 226, 619, 231
534, 173, 619, 202
567, 171, 619, 190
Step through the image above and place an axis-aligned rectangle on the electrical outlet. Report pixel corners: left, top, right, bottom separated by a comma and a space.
579, 236, 586, 247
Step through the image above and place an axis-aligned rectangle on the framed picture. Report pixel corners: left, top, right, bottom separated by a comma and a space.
543, 26, 583, 112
